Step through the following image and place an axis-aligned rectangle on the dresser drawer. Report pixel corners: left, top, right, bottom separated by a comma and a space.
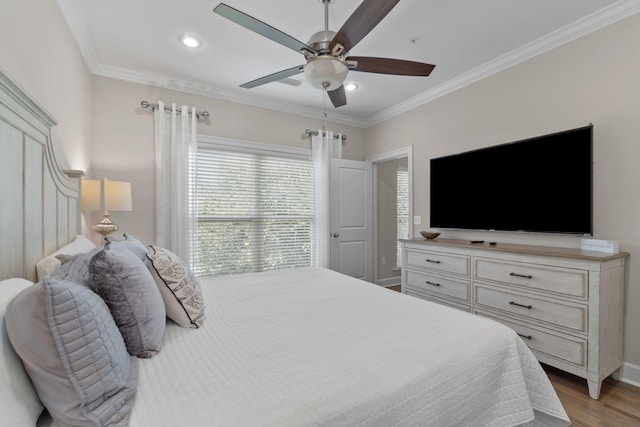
475, 258, 587, 298
405, 269, 470, 301
474, 285, 587, 333
405, 289, 471, 312
405, 250, 470, 276
476, 310, 586, 367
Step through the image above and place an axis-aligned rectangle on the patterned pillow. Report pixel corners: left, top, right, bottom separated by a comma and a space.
146, 245, 204, 328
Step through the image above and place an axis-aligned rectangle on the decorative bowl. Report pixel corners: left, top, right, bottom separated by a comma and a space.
420, 231, 441, 240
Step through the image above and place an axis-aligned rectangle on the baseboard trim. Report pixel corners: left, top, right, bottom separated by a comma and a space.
620, 361, 640, 388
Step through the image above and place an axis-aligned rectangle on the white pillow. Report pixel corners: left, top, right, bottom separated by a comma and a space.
146, 245, 204, 328
0, 278, 43, 426
36, 235, 96, 281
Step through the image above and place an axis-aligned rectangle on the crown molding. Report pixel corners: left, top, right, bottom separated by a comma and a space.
59, 0, 640, 129
92, 64, 367, 128
365, 0, 640, 127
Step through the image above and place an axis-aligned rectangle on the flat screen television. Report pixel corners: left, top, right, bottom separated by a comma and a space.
429, 124, 593, 235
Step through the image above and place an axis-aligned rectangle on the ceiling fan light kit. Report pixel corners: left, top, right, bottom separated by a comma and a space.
213, 0, 435, 108
304, 56, 349, 90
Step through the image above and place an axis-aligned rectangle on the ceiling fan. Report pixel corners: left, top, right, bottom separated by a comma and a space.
213, 0, 435, 108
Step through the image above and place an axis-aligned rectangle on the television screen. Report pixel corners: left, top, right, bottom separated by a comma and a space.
430, 125, 593, 235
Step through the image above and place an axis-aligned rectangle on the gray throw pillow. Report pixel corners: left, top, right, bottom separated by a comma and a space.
89, 242, 166, 358
6, 278, 138, 426
107, 234, 148, 261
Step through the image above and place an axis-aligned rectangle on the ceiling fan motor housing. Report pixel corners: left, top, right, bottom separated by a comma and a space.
307, 30, 337, 53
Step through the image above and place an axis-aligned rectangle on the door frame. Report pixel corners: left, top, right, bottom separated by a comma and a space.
368, 146, 414, 286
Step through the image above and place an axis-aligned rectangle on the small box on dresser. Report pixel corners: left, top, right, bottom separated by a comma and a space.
400, 238, 628, 400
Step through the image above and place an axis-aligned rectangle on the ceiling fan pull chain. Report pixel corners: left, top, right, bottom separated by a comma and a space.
323, 90, 328, 126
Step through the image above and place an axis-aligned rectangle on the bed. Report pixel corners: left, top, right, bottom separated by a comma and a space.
0, 69, 570, 426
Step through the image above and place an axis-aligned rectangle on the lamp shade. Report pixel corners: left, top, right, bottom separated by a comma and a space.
104, 180, 132, 211
81, 179, 102, 211
81, 179, 132, 212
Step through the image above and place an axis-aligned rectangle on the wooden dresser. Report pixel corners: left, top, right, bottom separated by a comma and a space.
400, 238, 628, 399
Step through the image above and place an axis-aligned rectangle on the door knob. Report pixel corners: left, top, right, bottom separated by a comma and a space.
333, 233, 340, 238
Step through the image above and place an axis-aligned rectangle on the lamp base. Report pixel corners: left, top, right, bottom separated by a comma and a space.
92, 213, 118, 237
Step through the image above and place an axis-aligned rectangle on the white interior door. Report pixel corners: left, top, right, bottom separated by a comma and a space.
330, 159, 373, 282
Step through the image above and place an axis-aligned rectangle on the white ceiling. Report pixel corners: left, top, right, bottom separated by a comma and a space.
56, 0, 639, 127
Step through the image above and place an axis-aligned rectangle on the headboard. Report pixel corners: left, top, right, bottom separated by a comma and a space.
0, 69, 81, 281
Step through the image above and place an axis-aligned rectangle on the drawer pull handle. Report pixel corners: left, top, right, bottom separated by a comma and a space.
509, 301, 532, 309
425, 281, 441, 287
510, 272, 533, 279
425, 259, 441, 264
517, 333, 533, 340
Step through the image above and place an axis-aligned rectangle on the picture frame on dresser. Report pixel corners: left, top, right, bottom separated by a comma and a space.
400, 237, 628, 400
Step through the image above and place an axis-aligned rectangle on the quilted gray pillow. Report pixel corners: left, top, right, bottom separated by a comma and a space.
35, 235, 96, 281
50, 246, 103, 286
6, 277, 138, 426
89, 242, 166, 358
146, 245, 205, 328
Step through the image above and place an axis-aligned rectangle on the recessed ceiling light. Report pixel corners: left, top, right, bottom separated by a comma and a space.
344, 82, 359, 91
178, 34, 203, 49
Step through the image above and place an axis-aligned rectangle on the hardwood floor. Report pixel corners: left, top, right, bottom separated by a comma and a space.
387, 285, 640, 425
544, 365, 640, 426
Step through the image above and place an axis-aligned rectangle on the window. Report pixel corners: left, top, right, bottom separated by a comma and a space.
194, 138, 313, 277
396, 167, 409, 268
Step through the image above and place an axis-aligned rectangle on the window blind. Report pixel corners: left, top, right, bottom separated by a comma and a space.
396, 167, 409, 267
195, 144, 313, 277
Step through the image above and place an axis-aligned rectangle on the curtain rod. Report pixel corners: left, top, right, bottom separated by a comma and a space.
304, 129, 347, 141
140, 100, 210, 120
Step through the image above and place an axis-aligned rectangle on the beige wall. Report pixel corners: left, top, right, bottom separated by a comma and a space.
4, 0, 638, 378
0, 1, 92, 172
0, 0, 93, 233
365, 13, 640, 369
90, 76, 367, 245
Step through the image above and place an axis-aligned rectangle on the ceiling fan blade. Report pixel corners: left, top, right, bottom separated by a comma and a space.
347, 56, 435, 76
240, 65, 305, 89
329, 0, 400, 54
328, 85, 347, 108
214, 3, 317, 55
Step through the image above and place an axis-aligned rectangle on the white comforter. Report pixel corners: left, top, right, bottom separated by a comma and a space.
129, 267, 569, 427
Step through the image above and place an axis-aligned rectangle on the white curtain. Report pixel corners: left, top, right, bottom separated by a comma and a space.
311, 130, 342, 268
154, 101, 198, 265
